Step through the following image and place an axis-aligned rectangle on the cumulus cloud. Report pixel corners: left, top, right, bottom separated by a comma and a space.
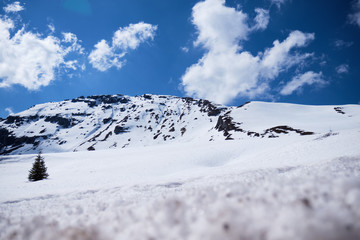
89, 22, 157, 71
349, 0, 360, 27
0, 17, 84, 90
336, 64, 349, 74
280, 71, 326, 95
181, 0, 316, 104
3, 1, 24, 13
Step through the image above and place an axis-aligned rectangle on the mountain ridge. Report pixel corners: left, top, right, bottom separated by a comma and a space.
1, 94, 359, 155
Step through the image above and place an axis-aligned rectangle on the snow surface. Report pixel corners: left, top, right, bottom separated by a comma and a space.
0, 100, 360, 239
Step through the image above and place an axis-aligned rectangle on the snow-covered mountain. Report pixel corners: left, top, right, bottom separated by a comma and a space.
1, 94, 360, 155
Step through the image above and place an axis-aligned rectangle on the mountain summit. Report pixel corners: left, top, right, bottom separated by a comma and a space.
1, 94, 359, 155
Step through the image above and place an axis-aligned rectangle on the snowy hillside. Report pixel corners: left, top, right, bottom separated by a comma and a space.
0, 96, 360, 240
1, 94, 359, 155
0, 94, 225, 154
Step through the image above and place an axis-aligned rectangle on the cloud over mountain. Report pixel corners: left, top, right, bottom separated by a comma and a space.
181, 0, 317, 104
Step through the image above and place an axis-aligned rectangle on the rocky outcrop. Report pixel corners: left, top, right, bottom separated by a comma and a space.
263, 126, 314, 136
215, 114, 243, 137
114, 126, 129, 134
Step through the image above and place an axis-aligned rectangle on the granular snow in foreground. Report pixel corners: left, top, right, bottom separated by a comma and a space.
1, 156, 359, 240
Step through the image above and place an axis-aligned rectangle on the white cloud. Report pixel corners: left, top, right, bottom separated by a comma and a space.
182, 50, 263, 104
260, 30, 314, 79
336, 64, 349, 74
5, 107, 14, 115
181, 0, 316, 104
62, 32, 84, 55
280, 71, 326, 95
112, 23, 157, 50
89, 40, 124, 71
3, 1, 24, 13
349, 0, 360, 27
191, 0, 249, 52
253, 8, 270, 31
0, 17, 84, 90
89, 22, 157, 71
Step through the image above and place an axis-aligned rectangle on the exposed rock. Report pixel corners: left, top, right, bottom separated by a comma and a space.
180, 127, 186, 136
5, 115, 39, 126
0, 127, 48, 155
198, 99, 222, 116
143, 94, 152, 100
263, 126, 314, 136
114, 126, 129, 134
215, 115, 243, 136
87, 146, 95, 151
334, 107, 345, 114
102, 118, 112, 124
44, 115, 73, 128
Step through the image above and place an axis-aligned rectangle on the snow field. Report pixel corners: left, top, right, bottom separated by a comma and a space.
1, 157, 359, 240
0, 129, 360, 240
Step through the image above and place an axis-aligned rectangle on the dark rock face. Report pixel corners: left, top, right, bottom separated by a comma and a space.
114, 126, 129, 134
87, 146, 95, 151
264, 126, 314, 136
5, 115, 39, 126
215, 115, 243, 136
198, 99, 222, 116
143, 94, 152, 100
334, 107, 345, 114
0, 127, 47, 155
71, 94, 130, 107
215, 115, 313, 139
102, 118, 112, 124
44, 115, 72, 128
180, 127, 186, 136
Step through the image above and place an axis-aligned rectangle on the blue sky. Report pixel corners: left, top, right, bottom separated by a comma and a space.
0, 0, 359, 117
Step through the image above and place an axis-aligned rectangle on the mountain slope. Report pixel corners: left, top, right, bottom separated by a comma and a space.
1, 94, 359, 155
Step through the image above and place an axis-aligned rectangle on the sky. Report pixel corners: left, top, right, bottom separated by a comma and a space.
0, 0, 359, 118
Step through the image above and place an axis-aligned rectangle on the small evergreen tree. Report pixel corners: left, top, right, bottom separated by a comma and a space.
28, 152, 49, 181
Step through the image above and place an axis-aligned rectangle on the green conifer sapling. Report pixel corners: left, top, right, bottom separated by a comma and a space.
28, 152, 49, 181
